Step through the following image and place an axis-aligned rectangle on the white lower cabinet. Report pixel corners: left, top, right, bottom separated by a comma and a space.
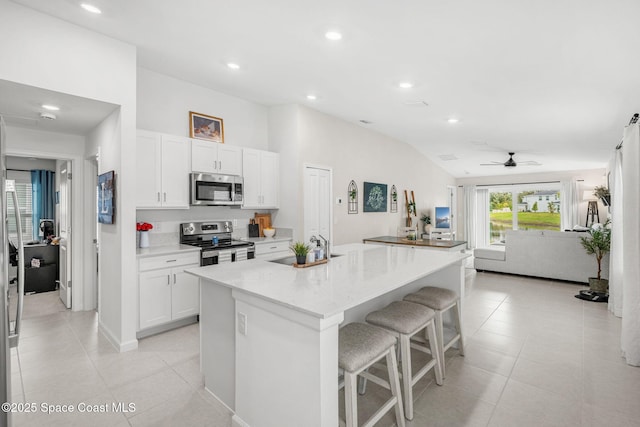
138, 252, 200, 331
253, 239, 292, 260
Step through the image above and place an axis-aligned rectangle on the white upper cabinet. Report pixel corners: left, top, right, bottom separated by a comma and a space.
242, 148, 279, 209
191, 139, 242, 176
136, 130, 190, 209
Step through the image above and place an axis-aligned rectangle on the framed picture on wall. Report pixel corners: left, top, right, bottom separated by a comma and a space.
98, 170, 115, 224
189, 111, 224, 143
363, 182, 388, 212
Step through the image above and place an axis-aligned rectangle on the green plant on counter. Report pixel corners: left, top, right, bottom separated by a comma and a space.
290, 241, 310, 257
420, 213, 431, 224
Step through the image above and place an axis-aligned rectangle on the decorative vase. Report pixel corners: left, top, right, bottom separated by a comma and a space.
424, 224, 432, 234
296, 255, 307, 265
139, 231, 150, 248
588, 277, 608, 293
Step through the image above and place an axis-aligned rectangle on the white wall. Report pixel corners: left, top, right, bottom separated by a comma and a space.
271, 104, 456, 245
456, 168, 608, 236
137, 68, 268, 150
135, 69, 273, 241
268, 104, 301, 235
1, 2, 138, 351
6, 156, 57, 172
5, 127, 85, 157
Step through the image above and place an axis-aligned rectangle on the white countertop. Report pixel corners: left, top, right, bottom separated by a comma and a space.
186, 243, 469, 319
136, 244, 201, 258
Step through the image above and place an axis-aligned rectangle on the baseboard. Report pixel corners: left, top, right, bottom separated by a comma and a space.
232, 414, 251, 427
203, 386, 234, 414
98, 322, 139, 353
202, 387, 247, 426
136, 316, 198, 339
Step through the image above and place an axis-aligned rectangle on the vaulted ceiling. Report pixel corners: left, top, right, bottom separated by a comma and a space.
7, 0, 640, 177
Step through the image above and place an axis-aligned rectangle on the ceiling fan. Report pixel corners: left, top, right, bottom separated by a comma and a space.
480, 152, 541, 167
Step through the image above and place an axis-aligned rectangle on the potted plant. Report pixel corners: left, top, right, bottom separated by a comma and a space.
290, 241, 310, 265
420, 213, 432, 234
593, 186, 611, 207
580, 220, 611, 292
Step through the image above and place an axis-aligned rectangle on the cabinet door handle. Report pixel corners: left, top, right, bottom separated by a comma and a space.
173, 273, 177, 284
163, 192, 167, 202
166, 259, 177, 263
157, 192, 160, 202
270, 246, 278, 249
213, 161, 217, 170
167, 275, 171, 285
218, 160, 222, 170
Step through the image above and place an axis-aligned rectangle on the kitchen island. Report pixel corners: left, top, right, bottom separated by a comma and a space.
186, 243, 469, 427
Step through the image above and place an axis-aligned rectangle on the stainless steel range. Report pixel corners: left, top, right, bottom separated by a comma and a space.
180, 221, 255, 266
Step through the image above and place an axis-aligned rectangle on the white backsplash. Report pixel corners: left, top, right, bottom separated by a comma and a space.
136, 215, 292, 248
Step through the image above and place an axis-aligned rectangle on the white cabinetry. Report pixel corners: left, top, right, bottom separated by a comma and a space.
191, 139, 243, 175
136, 130, 191, 209
138, 251, 200, 331
253, 238, 292, 260
242, 148, 279, 209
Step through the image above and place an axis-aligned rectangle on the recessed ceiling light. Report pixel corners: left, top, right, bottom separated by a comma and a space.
41, 104, 60, 111
306, 94, 317, 101
325, 31, 343, 41
80, 3, 102, 14
398, 82, 414, 89
227, 63, 240, 70
447, 118, 460, 124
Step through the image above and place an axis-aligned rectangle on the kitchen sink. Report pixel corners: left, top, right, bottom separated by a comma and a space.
268, 254, 342, 266
269, 256, 297, 266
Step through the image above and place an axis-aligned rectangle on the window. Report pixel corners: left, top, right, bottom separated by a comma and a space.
489, 184, 561, 244
6, 181, 34, 243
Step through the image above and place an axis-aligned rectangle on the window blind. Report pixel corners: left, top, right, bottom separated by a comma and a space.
6, 182, 34, 242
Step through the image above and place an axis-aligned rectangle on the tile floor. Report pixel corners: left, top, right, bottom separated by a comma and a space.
9, 268, 640, 426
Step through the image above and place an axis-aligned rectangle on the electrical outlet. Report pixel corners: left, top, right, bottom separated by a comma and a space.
237, 312, 247, 335
336, 197, 343, 205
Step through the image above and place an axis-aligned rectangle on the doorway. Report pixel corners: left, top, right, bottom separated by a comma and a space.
58, 161, 72, 308
303, 165, 332, 246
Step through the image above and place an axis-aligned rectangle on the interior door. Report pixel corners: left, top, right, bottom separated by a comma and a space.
303, 166, 331, 246
59, 162, 72, 308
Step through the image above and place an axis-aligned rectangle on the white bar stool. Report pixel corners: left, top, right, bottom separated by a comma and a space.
365, 301, 443, 420
339, 322, 405, 427
403, 286, 464, 377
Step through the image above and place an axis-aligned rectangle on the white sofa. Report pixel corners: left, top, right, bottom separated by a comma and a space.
474, 230, 606, 283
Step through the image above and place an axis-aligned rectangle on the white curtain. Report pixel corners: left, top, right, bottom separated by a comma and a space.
608, 149, 624, 317
476, 189, 490, 248
463, 185, 477, 250
560, 179, 579, 231
620, 124, 640, 366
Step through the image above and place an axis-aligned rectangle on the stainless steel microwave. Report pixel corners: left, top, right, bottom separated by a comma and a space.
190, 173, 243, 206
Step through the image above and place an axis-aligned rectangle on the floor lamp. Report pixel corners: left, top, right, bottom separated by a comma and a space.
583, 191, 599, 227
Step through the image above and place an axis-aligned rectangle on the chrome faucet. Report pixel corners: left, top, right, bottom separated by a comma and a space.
319, 234, 330, 259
